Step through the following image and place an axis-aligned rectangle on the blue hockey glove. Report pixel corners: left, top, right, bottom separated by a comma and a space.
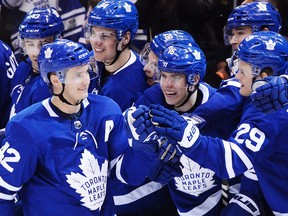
147, 138, 183, 184
123, 105, 157, 142
250, 76, 288, 113
149, 104, 201, 149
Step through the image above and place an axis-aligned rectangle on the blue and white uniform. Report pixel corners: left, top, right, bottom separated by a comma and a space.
185, 101, 288, 215
9, 58, 51, 118
0, 94, 152, 215
0, 40, 18, 128
119, 82, 223, 216
93, 50, 149, 112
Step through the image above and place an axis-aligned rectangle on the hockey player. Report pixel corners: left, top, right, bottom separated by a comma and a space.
135, 29, 199, 105
126, 43, 223, 215
139, 29, 198, 86
0, 39, 157, 216
9, 7, 64, 119
86, 0, 149, 111
148, 31, 288, 215
109, 30, 199, 216
0, 40, 18, 129
190, 2, 282, 210
0, 0, 87, 60
128, 2, 283, 214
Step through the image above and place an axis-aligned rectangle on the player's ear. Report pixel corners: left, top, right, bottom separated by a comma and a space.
122, 31, 131, 46
192, 74, 200, 86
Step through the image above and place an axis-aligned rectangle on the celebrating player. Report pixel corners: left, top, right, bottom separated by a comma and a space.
86, 0, 149, 111
149, 31, 288, 215
9, 7, 64, 118
0, 39, 158, 215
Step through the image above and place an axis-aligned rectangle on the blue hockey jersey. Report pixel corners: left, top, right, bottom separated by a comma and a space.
0, 94, 153, 215
9, 59, 51, 118
114, 82, 224, 215
94, 50, 150, 112
0, 40, 18, 128
186, 101, 288, 215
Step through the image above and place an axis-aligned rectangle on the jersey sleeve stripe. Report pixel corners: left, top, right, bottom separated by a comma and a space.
0, 177, 21, 192
223, 140, 235, 178
0, 192, 18, 201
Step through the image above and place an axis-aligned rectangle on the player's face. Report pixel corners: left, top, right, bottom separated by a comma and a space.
229, 26, 253, 50
160, 71, 189, 106
62, 64, 90, 103
143, 51, 160, 86
89, 26, 118, 64
236, 60, 254, 96
24, 37, 53, 72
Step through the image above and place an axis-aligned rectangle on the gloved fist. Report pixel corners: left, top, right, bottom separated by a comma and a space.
250, 76, 288, 113
123, 105, 157, 142
147, 138, 183, 184
149, 104, 201, 148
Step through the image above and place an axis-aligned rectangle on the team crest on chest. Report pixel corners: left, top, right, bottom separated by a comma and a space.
174, 155, 216, 196
66, 149, 108, 211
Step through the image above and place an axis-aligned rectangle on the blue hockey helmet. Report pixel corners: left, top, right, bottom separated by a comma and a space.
19, 7, 64, 39
87, 0, 139, 40
39, 39, 90, 84
158, 44, 206, 85
238, 31, 288, 77
150, 30, 198, 58
226, 2, 281, 33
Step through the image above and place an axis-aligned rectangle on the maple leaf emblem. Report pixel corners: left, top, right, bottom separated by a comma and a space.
66, 149, 108, 211
193, 50, 201, 60
257, 2, 267, 11
265, 39, 276, 51
123, 2, 132, 12
44, 47, 53, 59
174, 155, 216, 197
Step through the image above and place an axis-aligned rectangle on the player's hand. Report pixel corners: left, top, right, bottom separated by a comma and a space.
123, 105, 157, 142
147, 138, 183, 184
149, 104, 201, 148
250, 76, 288, 113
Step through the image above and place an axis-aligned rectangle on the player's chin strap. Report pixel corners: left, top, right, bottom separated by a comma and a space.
104, 39, 129, 66
174, 84, 199, 108
53, 83, 82, 106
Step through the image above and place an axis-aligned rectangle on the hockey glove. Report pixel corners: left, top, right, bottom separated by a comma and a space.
147, 138, 183, 184
123, 105, 157, 142
149, 104, 201, 149
250, 76, 288, 113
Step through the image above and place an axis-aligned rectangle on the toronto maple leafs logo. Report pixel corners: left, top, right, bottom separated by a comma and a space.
66, 149, 108, 211
193, 50, 201, 60
123, 2, 132, 12
44, 47, 53, 59
257, 2, 267, 11
174, 155, 216, 196
265, 39, 276, 51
